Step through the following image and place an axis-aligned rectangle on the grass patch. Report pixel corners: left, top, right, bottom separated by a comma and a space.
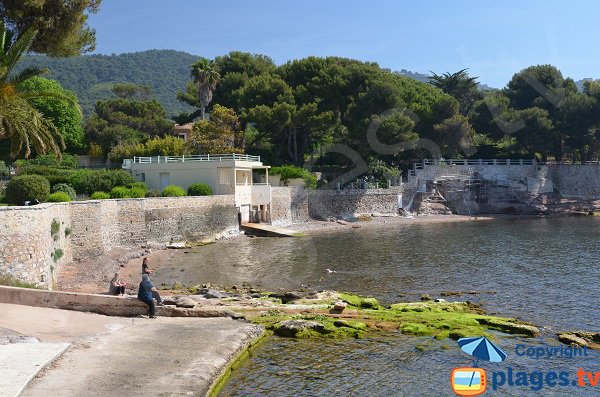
0, 275, 40, 289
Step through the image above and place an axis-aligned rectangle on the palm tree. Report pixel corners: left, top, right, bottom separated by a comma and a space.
0, 22, 66, 159
190, 58, 220, 120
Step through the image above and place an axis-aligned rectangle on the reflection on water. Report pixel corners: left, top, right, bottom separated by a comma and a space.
152, 217, 600, 396
221, 335, 599, 396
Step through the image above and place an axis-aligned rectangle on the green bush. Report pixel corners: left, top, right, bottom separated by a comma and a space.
187, 183, 212, 196
128, 187, 146, 198
51, 183, 77, 200
110, 186, 131, 198
90, 191, 111, 199
270, 165, 317, 189
47, 192, 72, 202
128, 182, 148, 191
161, 185, 186, 197
69, 169, 135, 195
5, 175, 51, 205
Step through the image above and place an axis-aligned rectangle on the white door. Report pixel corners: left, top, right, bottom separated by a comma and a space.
159, 172, 170, 191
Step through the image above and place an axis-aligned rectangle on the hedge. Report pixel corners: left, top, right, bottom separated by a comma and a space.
68, 169, 135, 195
4, 175, 51, 205
187, 183, 212, 196
110, 186, 131, 198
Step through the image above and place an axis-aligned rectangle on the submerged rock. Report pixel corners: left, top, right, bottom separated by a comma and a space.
558, 333, 589, 347
557, 332, 600, 349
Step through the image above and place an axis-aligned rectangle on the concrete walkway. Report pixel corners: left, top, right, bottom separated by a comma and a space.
0, 342, 70, 397
0, 303, 262, 397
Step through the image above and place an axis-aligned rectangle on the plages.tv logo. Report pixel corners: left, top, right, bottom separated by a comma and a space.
450, 336, 507, 396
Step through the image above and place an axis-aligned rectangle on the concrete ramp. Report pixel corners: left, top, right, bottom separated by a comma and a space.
240, 223, 297, 237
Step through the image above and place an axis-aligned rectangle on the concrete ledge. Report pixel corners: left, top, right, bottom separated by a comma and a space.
0, 286, 237, 318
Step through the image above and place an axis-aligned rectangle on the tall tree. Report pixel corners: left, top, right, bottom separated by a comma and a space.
19, 76, 84, 152
188, 104, 244, 154
0, 22, 66, 159
178, 58, 220, 120
429, 69, 482, 115
85, 85, 174, 155
0, 0, 101, 56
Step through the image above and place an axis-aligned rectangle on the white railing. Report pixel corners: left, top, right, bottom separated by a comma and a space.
415, 159, 536, 169
130, 153, 261, 165
541, 160, 600, 165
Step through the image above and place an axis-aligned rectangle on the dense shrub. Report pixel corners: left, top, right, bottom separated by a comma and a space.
47, 192, 72, 202
14, 153, 79, 169
69, 169, 135, 195
18, 165, 75, 186
110, 186, 131, 198
51, 183, 77, 200
128, 187, 146, 198
90, 191, 111, 199
161, 185, 186, 197
187, 183, 212, 196
270, 165, 316, 189
128, 182, 148, 191
5, 175, 51, 205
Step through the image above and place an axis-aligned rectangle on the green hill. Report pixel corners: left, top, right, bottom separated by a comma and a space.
19, 49, 199, 117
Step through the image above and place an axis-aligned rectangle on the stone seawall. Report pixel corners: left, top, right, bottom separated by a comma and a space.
308, 188, 403, 220
0, 196, 238, 288
270, 187, 309, 225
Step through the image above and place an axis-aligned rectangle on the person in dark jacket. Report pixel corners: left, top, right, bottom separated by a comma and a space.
138, 274, 159, 318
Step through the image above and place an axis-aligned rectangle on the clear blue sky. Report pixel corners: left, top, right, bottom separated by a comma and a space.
88, 0, 600, 87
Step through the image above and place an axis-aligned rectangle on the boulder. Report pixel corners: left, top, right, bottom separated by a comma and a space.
420, 294, 433, 301
274, 320, 324, 337
332, 301, 347, 313
174, 296, 197, 308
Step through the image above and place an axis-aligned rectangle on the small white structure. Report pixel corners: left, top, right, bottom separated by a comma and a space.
123, 154, 271, 223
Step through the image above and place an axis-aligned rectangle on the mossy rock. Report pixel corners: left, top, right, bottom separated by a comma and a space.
339, 293, 380, 309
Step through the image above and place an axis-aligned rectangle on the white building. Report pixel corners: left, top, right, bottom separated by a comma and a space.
122, 154, 271, 223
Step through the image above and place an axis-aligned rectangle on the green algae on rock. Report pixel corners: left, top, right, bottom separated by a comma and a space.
242, 293, 539, 341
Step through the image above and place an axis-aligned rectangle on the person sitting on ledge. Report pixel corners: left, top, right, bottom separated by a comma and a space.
138, 274, 160, 318
109, 273, 126, 296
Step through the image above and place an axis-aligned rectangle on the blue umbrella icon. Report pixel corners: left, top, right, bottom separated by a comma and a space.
458, 337, 507, 387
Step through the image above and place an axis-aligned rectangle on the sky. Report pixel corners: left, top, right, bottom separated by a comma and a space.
88, 0, 600, 87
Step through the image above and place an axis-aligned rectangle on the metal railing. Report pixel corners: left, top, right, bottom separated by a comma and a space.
129, 153, 261, 165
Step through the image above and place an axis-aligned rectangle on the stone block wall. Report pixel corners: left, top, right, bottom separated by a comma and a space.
271, 187, 309, 225
308, 188, 403, 220
0, 196, 238, 288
